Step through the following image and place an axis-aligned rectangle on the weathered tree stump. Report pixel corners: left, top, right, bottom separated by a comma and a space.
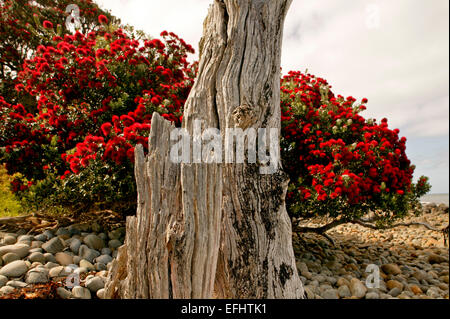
104, 0, 304, 299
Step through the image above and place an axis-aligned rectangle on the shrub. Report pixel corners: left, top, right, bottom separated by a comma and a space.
0, 19, 195, 215
280, 71, 430, 225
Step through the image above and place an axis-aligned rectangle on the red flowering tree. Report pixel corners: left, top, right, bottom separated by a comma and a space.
0, 0, 118, 106
0, 17, 196, 214
280, 71, 430, 231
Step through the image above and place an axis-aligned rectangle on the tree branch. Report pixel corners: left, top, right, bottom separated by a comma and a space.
293, 218, 348, 246
351, 219, 444, 232
293, 216, 449, 247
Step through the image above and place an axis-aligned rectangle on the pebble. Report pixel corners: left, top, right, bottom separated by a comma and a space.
7, 280, 28, 288
72, 286, 91, 299
96, 288, 106, 299
83, 234, 105, 250
79, 245, 100, 263
79, 259, 95, 271
337, 285, 351, 298
85, 276, 105, 293
2, 252, 20, 264
34, 234, 47, 242
55, 252, 73, 266
95, 262, 107, 271
70, 238, 82, 254
0, 244, 30, 259
56, 287, 72, 299
28, 252, 46, 264
0, 260, 29, 277
386, 280, 404, 291
25, 269, 49, 284
44, 262, 60, 269
3, 235, 16, 245
381, 264, 402, 275
44, 253, 57, 263
95, 255, 113, 265
0, 275, 8, 288
428, 253, 448, 264
49, 266, 72, 278
322, 288, 339, 299
388, 287, 402, 297
101, 248, 112, 256
349, 278, 367, 299
73, 256, 82, 265
108, 239, 122, 250
42, 230, 54, 240
0, 286, 15, 296
74, 267, 88, 274
365, 292, 380, 299
41, 237, 65, 254
56, 228, 71, 239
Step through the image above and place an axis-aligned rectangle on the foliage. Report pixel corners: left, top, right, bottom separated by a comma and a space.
0, 165, 23, 217
280, 71, 430, 225
0, 15, 195, 215
0, 0, 118, 110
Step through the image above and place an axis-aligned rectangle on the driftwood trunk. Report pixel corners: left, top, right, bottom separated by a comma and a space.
104, 0, 304, 299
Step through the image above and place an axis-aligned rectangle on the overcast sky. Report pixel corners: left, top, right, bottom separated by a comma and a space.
95, 0, 449, 193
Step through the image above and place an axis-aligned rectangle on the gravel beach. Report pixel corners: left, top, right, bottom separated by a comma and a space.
0, 203, 448, 299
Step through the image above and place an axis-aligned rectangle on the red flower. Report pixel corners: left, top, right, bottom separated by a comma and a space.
98, 15, 108, 24
43, 21, 53, 29
101, 122, 113, 136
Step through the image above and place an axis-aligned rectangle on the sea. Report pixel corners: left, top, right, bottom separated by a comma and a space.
420, 193, 449, 205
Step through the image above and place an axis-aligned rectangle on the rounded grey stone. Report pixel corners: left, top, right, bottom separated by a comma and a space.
0, 260, 29, 277
388, 287, 402, 297
70, 238, 82, 254
28, 252, 46, 264
44, 262, 60, 269
44, 253, 57, 263
29, 247, 43, 253
0, 244, 30, 259
338, 285, 351, 298
72, 286, 91, 299
56, 228, 71, 238
42, 230, 54, 240
101, 248, 112, 256
17, 235, 34, 243
0, 285, 15, 296
7, 280, 28, 289
25, 269, 49, 284
85, 276, 105, 293
41, 237, 65, 254
49, 266, 73, 278
34, 234, 47, 242
108, 239, 122, 250
57, 287, 72, 299
96, 288, 106, 299
95, 262, 107, 271
3, 235, 16, 245
0, 275, 8, 288
83, 234, 105, 250
95, 254, 113, 265
366, 292, 380, 299
322, 288, 339, 299
79, 245, 100, 263
2, 252, 20, 264
73, 256, 82, 265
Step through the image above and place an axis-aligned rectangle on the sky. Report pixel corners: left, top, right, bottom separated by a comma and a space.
95, 0, 449, 194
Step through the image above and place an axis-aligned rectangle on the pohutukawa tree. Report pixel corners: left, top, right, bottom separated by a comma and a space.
104, 0, 305, 299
